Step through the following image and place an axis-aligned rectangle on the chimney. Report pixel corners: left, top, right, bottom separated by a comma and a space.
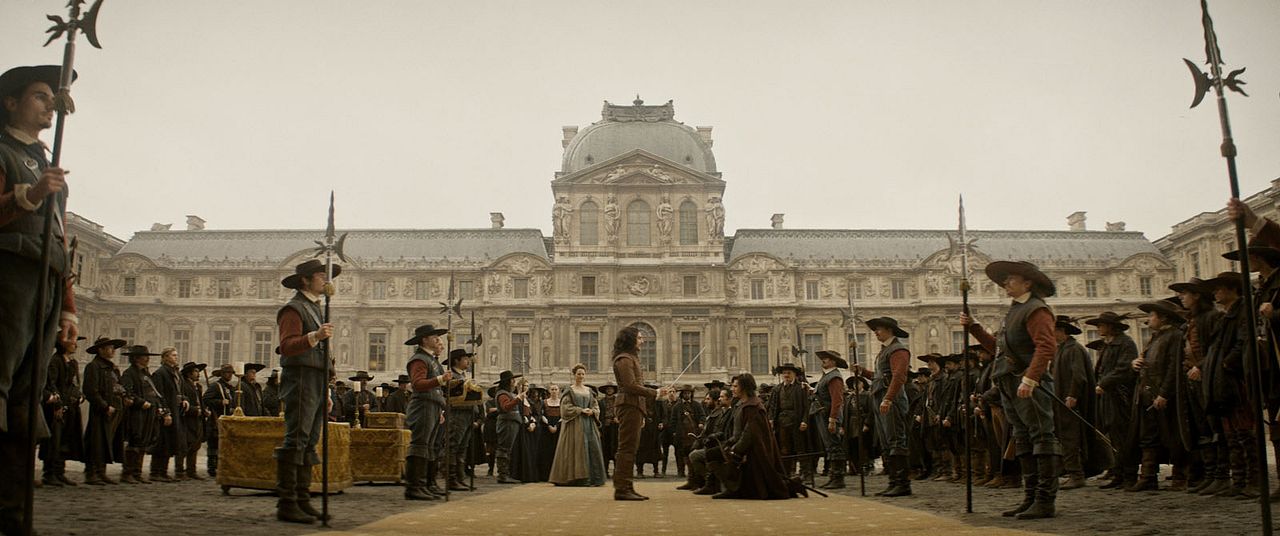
1105, 221, 1126, 232
185, 215, 206, 231
490, 212, 505, 229
696, 126, 714, 147
150, 223, 172, 231
561, 126, 578, 149
771, 213, 785, 230
1067, 211, 1086, 231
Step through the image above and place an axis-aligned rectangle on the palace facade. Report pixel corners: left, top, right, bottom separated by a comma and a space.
67, 99, 1178, 385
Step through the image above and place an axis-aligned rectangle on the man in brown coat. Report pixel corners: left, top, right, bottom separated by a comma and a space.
611, 326, 669, 501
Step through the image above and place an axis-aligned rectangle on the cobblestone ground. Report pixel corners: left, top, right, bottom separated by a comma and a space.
31, 456, 1277, 535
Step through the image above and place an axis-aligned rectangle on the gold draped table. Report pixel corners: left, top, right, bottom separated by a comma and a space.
215, 415, 353, 494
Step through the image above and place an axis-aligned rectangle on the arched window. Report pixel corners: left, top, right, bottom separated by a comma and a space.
627, 200, 650, 246
678, 200, 698, 245
579, 201, 599, 245
629, 322, 658, 372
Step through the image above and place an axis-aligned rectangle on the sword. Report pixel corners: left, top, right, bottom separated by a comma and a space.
665, 347, 706, 390
1036, 384, 1116, 454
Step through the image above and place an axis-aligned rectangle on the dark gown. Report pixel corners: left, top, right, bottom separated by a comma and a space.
538, 402, 561, 481
510, 399, 547, 482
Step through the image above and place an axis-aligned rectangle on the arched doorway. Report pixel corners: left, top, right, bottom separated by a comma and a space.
628, 322, 657, 373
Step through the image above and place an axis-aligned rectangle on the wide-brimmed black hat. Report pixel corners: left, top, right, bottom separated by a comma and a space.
395, 374, 411, 384
180, 362, 207, 375
486, 385, 498, 398
348, 370, 374, 382
1223, 246, 1280, 270
1203, 271, 1245, 291
772, 362, 804, 376
865, 317, 909, 339
0, 66, 76, 124
1054, 315, 1082, 336
85, 336, 126, 356
759, 383, 774, 393
599, 383, 619, 394
918, 352, 944, 363
1084, 311, 1131, 331
492, 370, 522, 386
1169, 277, 1212, 297
703, 380, 726, 391
984, 260, 1056, 298
404, 324, 449, 346
676, 384, 695, 392
1085, 339, 1106, 351
444, 348, 474, 366
915, 367, 933, 377
815, 350, 849, 369
121, 345, 161, 361
845, 375, 870, 388
213, 363, 237, 376
243, 363, 266, 375
281, 259, 341, 290
1138, 300, 1187, 324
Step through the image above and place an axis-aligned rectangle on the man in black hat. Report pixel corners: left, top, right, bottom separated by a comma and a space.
273, 258, 339, 524
768, 362, 814, 487
598, 383, 619, 477
81, 337, 124, 485
1201, 271, 1263, 498
179, 362, 207, 480
443, 349, 481, 491
843, 375, 876, 480
383, 375, 411, 414
1170, 278, 1223, 494
808, 352, 846, 490
40, 335, 84, 487
233, 363, 266, 417
492, 370, 523, 484
149, 347, 186, 482
1051, 316, 1095, 490
342, 371, 377, 427
119, 345, 164, 484
961, 261, 1061, 519
403, 324, 451, 500
1224, 246, 1280, 492
201, 363, 235, 477
860, 318, 913, 497
0, 64, 81, 532
1086, 310, 1138, 490
666, 384, 704, 481
1126, 300, 1190, 492
262, 369, 281, 417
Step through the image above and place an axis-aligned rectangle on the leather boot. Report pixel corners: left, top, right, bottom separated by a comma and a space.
984, 474, 1006, 488
820, 464, 846, 490
882, 455, 912, 497
448, 457, 470, 491
119, 452, 140, 484
677, 467, 704, 490
1003, 455, 1037, 517
1017, 454, 1060, 519
1168, 463, 1188, 491
496, 456, 519, 484
275, 458, 314, 524
295, 464, 331, 521
693, 474, 720, 495
185, 451, 205, 480
134, 452, 152, 484
425, 460, 446, 496
404, 456, 436, 500
150, 454, 174, 482
83, 465, 104, 486
99, 464, 118, 485
874, 456, 897, 496
1237, 435, 1262, 499
1126, 449, 1159, 492
1060, 472, 1087, 490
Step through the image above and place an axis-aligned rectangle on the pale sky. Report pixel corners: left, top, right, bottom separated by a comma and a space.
3, 1, 1278, 243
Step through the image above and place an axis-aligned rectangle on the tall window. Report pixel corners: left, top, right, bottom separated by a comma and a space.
511, 333, 531, 375
678, 200, 698, 245
171, 328, 191, 358
212, 328, 231, 367
178, 279, 192, 298
802, 333, 824, 372
952, 330, 967, 353
513, 278, 529, 299
1086, 329, 1099, 343
681, 331, 702, 373
217, 278, 232, 299
416, 281, 430, 300
1190, 252, 1201, 278
891, 280, 905, 300
579, 331, 600, 372
253, 330, 273, 362
579, 201, 599, 246
1138, 327, 1153, 351
850, 280, 863, 300
1139, 276, 1153, 296
627, 200, 650, 246
123, 277, 137, 296
257, 279, 274, 299
749, 333, 769, 374
581, 276, 596, 296
118, 327, 135, 346
372, 281, 387, 300
683, 276, 698, 297
852, 333, 868, 364
750, 280, 765, 300
805, 281, 819, 300
368, 332, 387, 371
1085, 279, 1098, 298
459, 280, 475, 300
630, 322, 657, 372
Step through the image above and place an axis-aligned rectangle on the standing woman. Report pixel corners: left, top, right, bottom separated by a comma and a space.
510, 380, 546, 482
550, 364, 606, 486
539, 384, 562, 481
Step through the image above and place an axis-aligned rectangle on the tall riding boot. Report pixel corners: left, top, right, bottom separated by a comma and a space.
295, 464, 331, 521
1202, 444, 1232, 495
275, 458, 314, 524
693, 473, 719, 495
450, 455, 471, 491
83, 464, 104, 485
173, 452, 187, 481
820, 463, 846, 490
186, 451, 205, 480
1126, 449, 1159, 492
874, 456, 897, 496
1238, 433, 1262, 499
119, 451, 140, 484
496, 455, 518, 484
150, 454, 174, 482
802, 460, 816, 488
883, 455, 912, 496
1017, 454, 1060, 520
1168, 461, 1189, 491
426, 460, 446, 496
1003, 454, 1037, 517
1217, 436, 1247, 497
405, 456, 436, 500
135, 452, 153, 484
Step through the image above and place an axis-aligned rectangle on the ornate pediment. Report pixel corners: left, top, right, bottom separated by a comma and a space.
553, 150, 724, 186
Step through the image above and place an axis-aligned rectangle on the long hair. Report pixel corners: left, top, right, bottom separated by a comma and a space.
612, 326, 640, 357
733, 373, 758, 397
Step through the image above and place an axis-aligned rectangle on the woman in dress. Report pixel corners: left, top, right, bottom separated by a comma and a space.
538, 384, 562, 481
510, 381, 547, 482
549, 364, 606, 486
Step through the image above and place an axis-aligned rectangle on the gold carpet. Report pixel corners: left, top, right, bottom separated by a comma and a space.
323, 481, 1050, 536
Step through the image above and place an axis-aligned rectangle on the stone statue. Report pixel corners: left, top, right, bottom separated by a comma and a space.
552, 196, 573, 243
603, 194, 621, 244
705, 196, 725, 239
656, 194, 674, 244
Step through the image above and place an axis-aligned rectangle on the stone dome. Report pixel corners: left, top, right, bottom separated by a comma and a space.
561, 98, 717, 175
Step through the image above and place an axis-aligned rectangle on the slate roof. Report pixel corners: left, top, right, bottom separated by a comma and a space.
117, 229, 550, 263
727, 229, 1162, 264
